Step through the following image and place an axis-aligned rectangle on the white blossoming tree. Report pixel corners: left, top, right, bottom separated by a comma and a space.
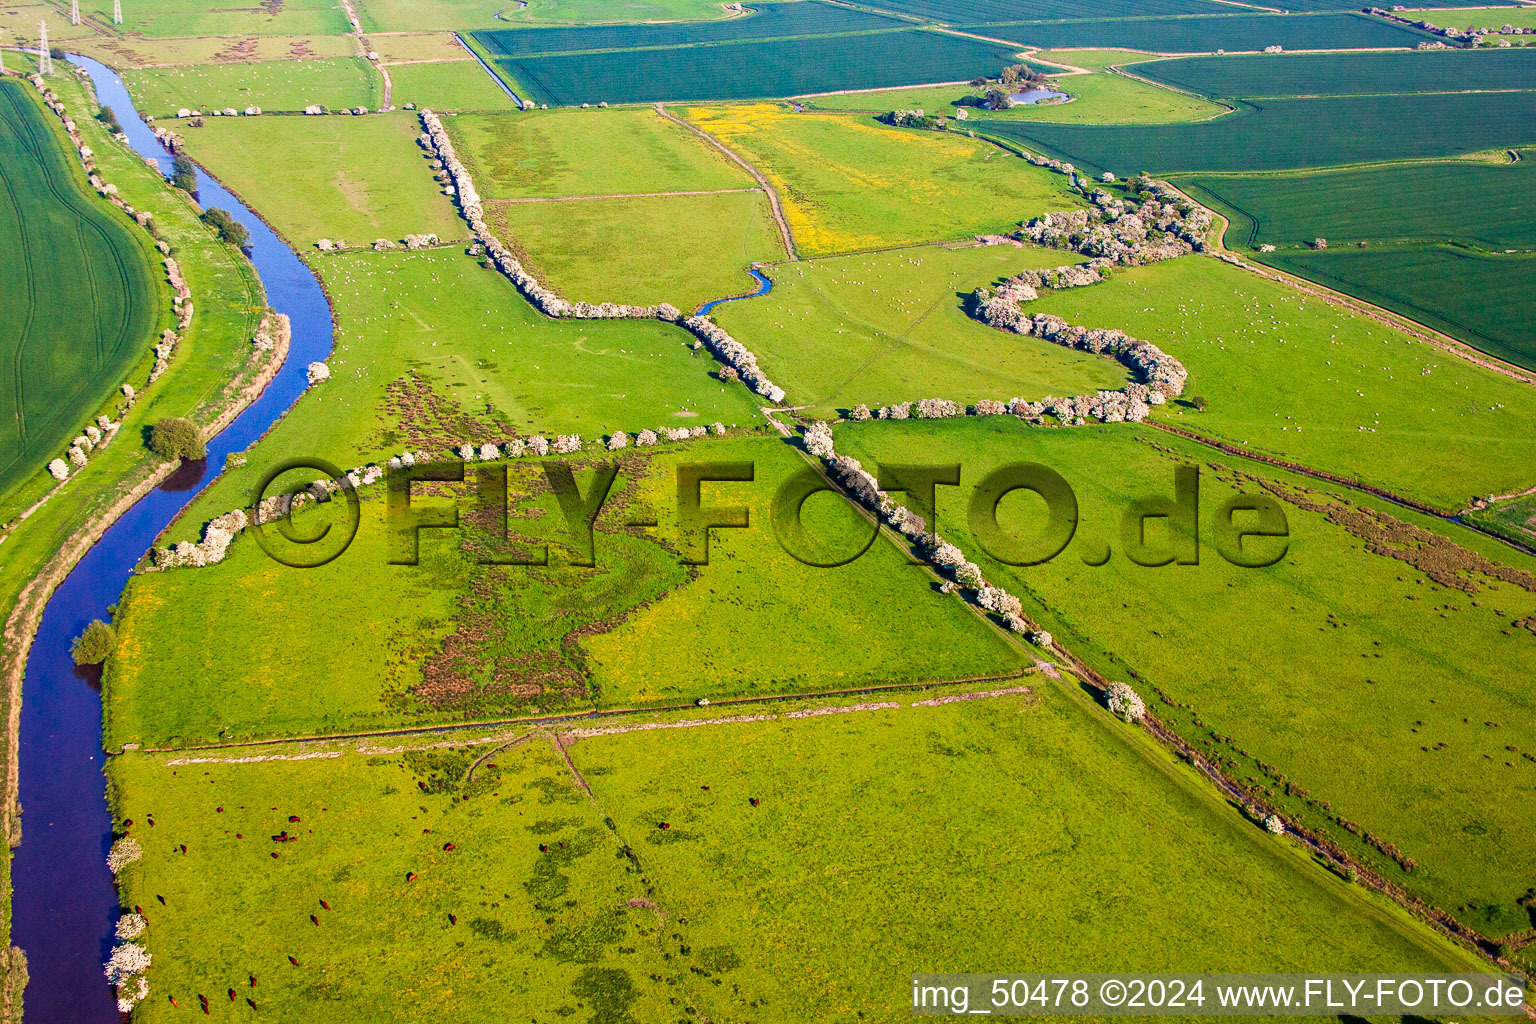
1105, 682, 1146, 723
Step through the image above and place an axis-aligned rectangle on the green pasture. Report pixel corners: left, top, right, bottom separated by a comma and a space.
106, 740, 710, 1023
808, 72, 1225, 124
1465, 490, 1536, 547
368, 33, 470, 61
158, 248, 764, 531
488, 28, 1022, 107
837, 416, 1536, 938
1179, 155, 1536, 251
488, 189, 782, 312
73, 34, 358, 67
683, 104, 1084, 255
107, 435, 1023, 744
0, 80, 163, 503
80, 0, 349, 36
1036, 47, 1165, 70
1453, 6, 1536, 29
122, 57, 382, 117
1267, 245, 1536, 372
982, 12, 1433, 52
473, 0, 906, 57
709, 243, 1129, 417
356, 0, 733, 32
1136, 46, 1536, 99
383, 58, 523, 110
977, 90, 1536, 175
444, 108, 753, 199
1021, 254, 1536, 509
177, 113, 465, 248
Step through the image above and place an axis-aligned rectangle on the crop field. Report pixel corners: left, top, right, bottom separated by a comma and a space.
484, 28, 1024, 107
108, 435, 1024, 745
0, 80, 163, 500
836, 417, 1536, 937
809, 72, 1225, 124
1268, 245, 1536, 372
445, 108, 753, 199
710, 243, 1130, 418
978, 12, 1433, 52
165, 248, 765, 529
1022, 254, 1536, 509
103, 686, 1489, 1021
177, 113, 465, 248
379, 57, 523, 110
473, 0, 908, 58
82, 0, 350, 36
122, 57, 382, 116
1243, 0, 1524, 10
684, 104, 1084, 254
1179, 155, 1536, 251
859, 0, 1229, 24
978, 90, 1536, 175
1135, 46, 1536, 98
489, 190, 782, 312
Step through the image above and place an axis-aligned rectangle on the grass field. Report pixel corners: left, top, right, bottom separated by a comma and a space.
1019, 254, 1536, 509
683, 104, 1084, 255
1136, 46, 1536, 98
709, 243, 1130, 417
1267, 245, 1536, 372
472, 0, 907, 57
368, 32, 470, 61
122, 57, 382, 117
383, 59, 524, 110
1465, 490, 1536, 547
107, 435, 1025, 744
837, 417, 1536, 938
1179, 155, 1536, 251
484, 27, 1024, 106
1449, 6, 1536, 29
0, 79, 163, 501
488, 190, 783, 312
807, 71, 1225, 124
176, 113, 465, 248
979, 12, 1433, 51
159, 248, 766, 534
82, 0, 351, 35
445, 108, 753, 200
978, 90, 1536, 175
75, 34, 358, 67
105, 685, 1489, 1021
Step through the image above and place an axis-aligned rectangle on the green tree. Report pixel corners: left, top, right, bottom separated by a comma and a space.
200, 207, 249, 248
71, 620, 116, 666
149, 417, 205, 460
1191, 395, 1209, 412
170, 152, 197, 194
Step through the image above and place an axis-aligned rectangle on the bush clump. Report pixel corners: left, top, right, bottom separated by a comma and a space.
71, 620, 116, 666
200, 207, 249, 248
148, 417, 205, 461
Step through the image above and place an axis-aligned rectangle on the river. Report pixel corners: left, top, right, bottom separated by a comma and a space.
9, 55, 333, 1022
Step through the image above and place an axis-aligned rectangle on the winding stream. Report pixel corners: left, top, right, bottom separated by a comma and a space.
10, 55, 333, 1022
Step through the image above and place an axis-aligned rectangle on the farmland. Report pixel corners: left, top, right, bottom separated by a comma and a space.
174, 113, 465, 248
355, 0, 733, 32
1179, 155, 1536, 251
1022, 253, 1536, 509
383, 59, 523, 111
445, 108, 753, 199
709, 243, 1130, 418
836, 417, 1536, 937
0, 79, 163, 500
103, 686, 1489, 1022
471, 0, 909, 58
1134, 46, 1536, 98
978, 91, 1536, 174
856, 0, 1229, 24
488, 190, 783, 312
80, 0, 351, 36
981, 12, 1433, 52
1267, 246, 1536, 372
122, 57, 382, 116
107, 436, 1025, 746
481, 28, 1024, 106
683, 104, 1084, 254
809, 71, 1225, 124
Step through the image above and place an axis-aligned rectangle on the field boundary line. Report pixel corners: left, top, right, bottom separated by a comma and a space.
120, 669, 1038, 756
656, 103, 798, 260
494, 186, 762, 203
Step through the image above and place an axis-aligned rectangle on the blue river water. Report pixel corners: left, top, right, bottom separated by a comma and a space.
9, 55, 333, 1022
696, 267, 773, 315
